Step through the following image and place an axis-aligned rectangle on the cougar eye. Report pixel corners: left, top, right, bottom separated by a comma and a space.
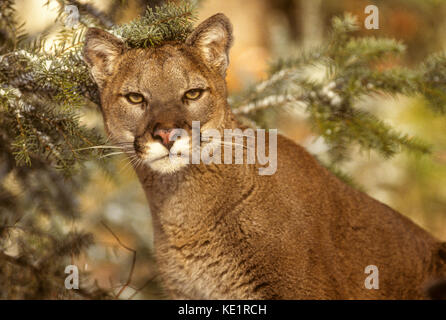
125, 93, 144, 104
184, 89, 204, 100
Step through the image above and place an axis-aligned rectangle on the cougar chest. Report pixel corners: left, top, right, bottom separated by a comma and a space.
154, 222, 232, 299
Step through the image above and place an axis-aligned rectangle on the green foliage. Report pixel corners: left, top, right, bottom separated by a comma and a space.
232, 13, 446, 165
112, 1, 197, 47
0, 0, 201, 299
420, 52, 446, 113
0, 0, 199, 181
0, 0, 27, 50
2, 0, 446, 299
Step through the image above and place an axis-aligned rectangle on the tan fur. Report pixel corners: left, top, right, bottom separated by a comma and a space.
84, 14, 446, 299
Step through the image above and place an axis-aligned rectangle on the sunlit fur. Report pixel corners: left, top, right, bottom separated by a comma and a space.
84, 13, 446, 300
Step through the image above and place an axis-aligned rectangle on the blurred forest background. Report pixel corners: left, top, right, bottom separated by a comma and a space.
1, 0, 446, 299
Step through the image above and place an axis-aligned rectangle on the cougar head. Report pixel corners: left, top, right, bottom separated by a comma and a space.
83, 14, 233, 174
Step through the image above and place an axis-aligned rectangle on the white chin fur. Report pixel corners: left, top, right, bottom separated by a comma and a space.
148, 156, 189, 174
144, 138, 190, 174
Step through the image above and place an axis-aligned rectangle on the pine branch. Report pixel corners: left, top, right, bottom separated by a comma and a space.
0, 0, 201, 300
112, 1, 197, 47
232, 13, 446, 165
63, 0, 114, 28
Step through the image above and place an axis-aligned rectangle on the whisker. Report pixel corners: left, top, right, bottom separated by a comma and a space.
119, 156, 137, 174
75, 145, 124, 151
201, 140, 248, 149
127, 156, 142, 171
129, 155, 140, 166
136, 158, 144, 169
99, 151, 126, 159
114, 142, 134, 146
220, 141, 248, 149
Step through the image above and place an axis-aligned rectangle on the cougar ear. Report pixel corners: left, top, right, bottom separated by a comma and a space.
186, 13, 233, 76
83, 28, 125, 88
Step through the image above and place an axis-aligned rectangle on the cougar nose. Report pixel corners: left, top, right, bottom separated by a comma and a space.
153, 127, 179, 149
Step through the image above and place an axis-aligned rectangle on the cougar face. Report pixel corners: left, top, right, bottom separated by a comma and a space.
84, 14, 233, 174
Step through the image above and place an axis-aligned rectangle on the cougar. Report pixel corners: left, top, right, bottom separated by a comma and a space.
83, 13, 446, 299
